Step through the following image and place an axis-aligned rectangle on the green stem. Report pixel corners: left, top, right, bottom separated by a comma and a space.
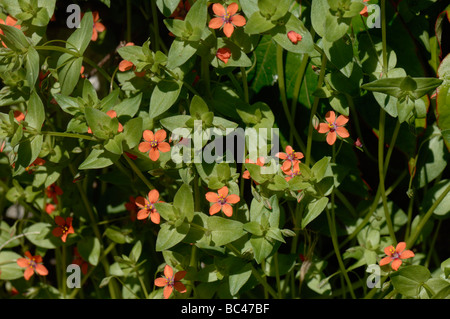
273, 252, 282, 299
151, 0, 161, 52
136, 268, 149, 299
41, 131, 98, 141
276, 44, 307, 154
407, 184, 450, 248
241, 67, 249, 104
123, 154, 155, 190
305, 53, 328, 166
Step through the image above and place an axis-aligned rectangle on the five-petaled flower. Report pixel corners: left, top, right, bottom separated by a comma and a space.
216, 47, 232, 64
276, 145, 304, 171
91, 11, 106, 41
317, 111, 350, 145
46, 183, 63, 204
208, 2, 246, 38
52, 216, 75, 243
154, 264, 187, 299
138, 129, 171, 161
16, 251, 48, 280
287, 31, 302, 44
379, 242, 414, 271
0, 16, 21, 47
205, 186, 240, 217
135, 189, 161, 224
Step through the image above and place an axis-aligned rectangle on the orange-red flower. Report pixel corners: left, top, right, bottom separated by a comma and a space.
287, 31, 302, 44
0, 140, 5, 153
52, 216, 75, 243
125, 195, 138, 221
0, 16, 21, 47
216, 47, 232, 64
87, 110, 123, 134
360, 0, 370, 17
170, 0, 191, 20
379, 242, 414, 271
16, 251, 48, 280
208, 2, 246, 38
154, 264, 187, 299
276, 145, 304, 171
205, 186, 240, 217
135, 189, 161, 224
45, 203, 56, 215
46, 183, 63, 204
317, 111, 350, 145
25, 157, 46, 173
91, 11, 105, 41
72, 247, 89, 275
283, 161, 301, 182
138, 129, 171, 161
118, 43, 146, 77
14, 110, 25, 123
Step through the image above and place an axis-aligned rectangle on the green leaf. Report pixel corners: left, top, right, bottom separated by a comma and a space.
173, 184, 194, 222
301, 197, 329, 229
311, 156, 331, 182
208, 216, 246, 247
250, 236, 274, 264
24, 222, 61, 249
123, 117, 143, 149
229, 263, 252, 296
77, 237, 101, 266
66, 11, 93, 54
78, 148, 120, 170
322, 37, 353, 78
184, 0, 207, 32
104, 134, 124, 155
25, 47, 39, 89
52, 94, 80, 115
243, 221, 264, 236
149, 80, 182, 119
115, 93, 142, 119
156, 0, 182, 16
0, 221, 20, 249
263, 253, 297, 277
244, 11, 276, 34
397, 98, 415, 123
0, 251, 23, 280
155, 202, 177, 222
84, 106, 113, 139
15, 134, 43, 172
57, 55, 83, 96
390, 265, 431, 297
0, 23, 29, 51
167, 39, 198, 69
27, 91, 45, 132
421, 179, 450, 219
156, 222, 190, 251
129, 240, 143, 263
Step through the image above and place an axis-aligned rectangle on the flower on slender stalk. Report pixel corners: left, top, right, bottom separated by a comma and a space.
379, 242, 415, 271
46, 183, 63, 204
135, 189, 161, 224
205, 186, 240, 217
138, 129, 171, 161
276, 145, 304, 171
216, 47, 232, 64
16, 251, 48, 280
287, 31, 302, 44
208, 2, 246, 38
317, 111, 350, 145
0, 16, 21, 47
52, 216, 75, 243
91, 11, 105, 41
154, 264, 187, 299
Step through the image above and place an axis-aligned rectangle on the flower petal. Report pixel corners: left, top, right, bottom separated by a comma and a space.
54, 215, 65, 226
209, 203, 222, 215
24, 267, 34, 280
400, 250, 415, 260
212, 3, 226, 16
157, 142, 171, 153
205, 192, 219, 203
326, 131, 337, 145
174, 270, 187, 281
16, 258, 29, 268
150, 212, 160, 224
231, 14, 246, 27
137, 209, 150, 220
223, 23, 235, 38
276, 152, 287, 159
208, 17, 224, 29
119, 60, 134, 72
317, 123, 330, 134
222, 204, 233, 217
164, 265, 173, 279
149, 148, 160, 161
325, 111, 336, 124
395, 242, 407, 253
154, 278, 168, 287
138, 141, 152, 153
35, 264, 48, 276
174, 281, 187, 294
154, 129, 167, 142
335, 115, 349, 126
384, 245, 395, 256
52, 227, 63, 238
379, 256, 393, 266
226, 194, 240, 204
336, 126, 350, 139
148, 189, 160, 203
135, 196, 148, 208
143, 130, 154, 142
218, 186, 229, 198
391, 259, 402, 271
94, 22, 106, 33
163, 285, 173, 299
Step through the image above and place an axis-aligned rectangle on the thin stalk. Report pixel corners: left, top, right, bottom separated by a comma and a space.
241, 67, 249, 104
276, 44, 307, 154
136, 268, 149, 299
41, 131, 98, 141
274, 252, 282, 299
123, 154, 155, 190
151, 0, 161, 52
305, 53, 328, 166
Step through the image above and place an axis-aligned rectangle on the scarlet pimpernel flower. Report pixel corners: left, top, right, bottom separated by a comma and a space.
0, 16, 21, 47
276, 145, 304, 171
379, 242, 415, 271
216, 47, 232, 64
360, 0, 370, 17
154, 264, 187, 299
138, 129, 171, 161
208, 2, 246, 38
46, 183, 63, 204
91, 11, 105, 41
287, 31, 302, 44
52, 216, 75, 243
205, 186, 240, 217
16, 251, 48, 280
135, 189, 161, 224
317, 111, 350, 145
283, 161, 301, 182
